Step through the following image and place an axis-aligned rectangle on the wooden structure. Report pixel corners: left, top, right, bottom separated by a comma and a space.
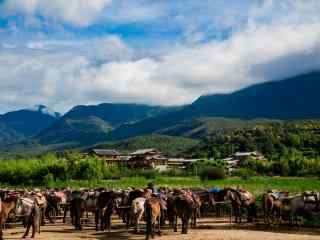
167, 158, 200, 169
223, 151, 266, 173
88, 149, 126, 166
127, 149, 168, 170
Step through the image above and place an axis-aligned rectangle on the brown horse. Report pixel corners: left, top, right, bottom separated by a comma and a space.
262, 192, 285, 225
190, 193, 201, 227
223, 188, 256, 223
145, 195, 162, 240
0, 196, 17, 240
167, 193, 194, 234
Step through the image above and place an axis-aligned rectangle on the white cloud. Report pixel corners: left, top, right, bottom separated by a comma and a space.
1, 0, 112, 27
1, 1, 320, 114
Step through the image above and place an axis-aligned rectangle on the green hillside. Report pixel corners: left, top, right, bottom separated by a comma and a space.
0, 121, 25, 145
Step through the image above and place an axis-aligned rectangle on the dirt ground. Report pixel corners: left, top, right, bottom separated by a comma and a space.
4, 217, 320, 240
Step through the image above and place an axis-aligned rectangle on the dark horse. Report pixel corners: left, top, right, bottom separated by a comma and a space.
95, 191, 115, 232
167, 194, 194, 234
222, 188, 256, 223
70, 191, 86, 230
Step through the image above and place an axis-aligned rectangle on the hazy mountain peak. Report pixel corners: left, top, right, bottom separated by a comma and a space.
27, 105, 61, 118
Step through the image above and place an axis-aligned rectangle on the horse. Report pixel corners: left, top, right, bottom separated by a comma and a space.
125, 189, 144, 228
95, 191, 115, 232
16, 196, 41, 239
167, 193, 194, 234
193, 190, 215, 217
0, 195, 18, 240
70, 191, 86, 230
262, 191, 286, 225
222, 188, 256, 223
50, 189, 72, 224
83, 191, 98, 218
131, 197, 146, 233
190, 193, 201, 227
145, 195, 162, 240
287, 192, 319, 225
44, 191, 60, 223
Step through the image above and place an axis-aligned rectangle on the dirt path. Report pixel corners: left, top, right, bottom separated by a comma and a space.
4, 218, 320, 240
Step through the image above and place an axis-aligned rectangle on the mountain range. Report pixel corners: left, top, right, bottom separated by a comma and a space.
1, 71, 320, 152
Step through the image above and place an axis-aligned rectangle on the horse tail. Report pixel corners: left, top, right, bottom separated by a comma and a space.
145, 201, 152, 240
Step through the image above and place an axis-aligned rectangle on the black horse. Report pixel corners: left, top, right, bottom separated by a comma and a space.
95, 191, 115, 231
70, 191, 86, 230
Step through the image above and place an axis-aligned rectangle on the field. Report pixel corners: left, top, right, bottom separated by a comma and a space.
8, 176, 319, 196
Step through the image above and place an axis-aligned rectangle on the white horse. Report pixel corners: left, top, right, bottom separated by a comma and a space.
131, 197, 146, 233
287, 193, 319, 225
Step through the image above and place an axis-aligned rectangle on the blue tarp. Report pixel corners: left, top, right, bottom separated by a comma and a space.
209, 187, 221, 193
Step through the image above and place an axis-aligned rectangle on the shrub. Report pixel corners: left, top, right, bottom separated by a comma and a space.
199, 166, 225, 181
232, 168, 256, 180
162, 168, 186, 177
43, 173, 55, 186
123, 169, 160, 180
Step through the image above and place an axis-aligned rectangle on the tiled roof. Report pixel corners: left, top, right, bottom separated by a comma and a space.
91, 149, 120, 156
130, 148, 159, 155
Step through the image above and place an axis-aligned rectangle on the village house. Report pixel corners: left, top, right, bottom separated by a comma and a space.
223, 151, 266, 173
127, 148, 168, 171
88, 149, 126, 166
167, 158, 200, 169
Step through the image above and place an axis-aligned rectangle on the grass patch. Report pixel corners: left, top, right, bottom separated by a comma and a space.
2, 176, 319, 196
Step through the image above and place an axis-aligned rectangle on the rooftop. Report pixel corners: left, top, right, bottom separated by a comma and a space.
90, 149, 120, 156
130, 148, 160, 155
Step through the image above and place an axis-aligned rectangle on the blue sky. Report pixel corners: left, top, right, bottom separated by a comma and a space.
0, 0, 320, 113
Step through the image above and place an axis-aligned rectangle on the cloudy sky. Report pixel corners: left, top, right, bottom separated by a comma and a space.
1, 0, 320, 113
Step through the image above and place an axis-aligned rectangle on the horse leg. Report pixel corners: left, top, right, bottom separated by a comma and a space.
236, 207, 240, 223
173, 215, 178, 232
182, 216, 189, 234
22, 220, 31, 238
0, 225, 3, 240
194, 208, 197, 227
135, 214, 139, 233
107, 213, 111, 232
63, 206, 67, 223
181, 216, 186, 234
100, 212, 106, 231
95, 209, 100, 231
31, 220, 36, 238
158, 213, 161, 236
126, 210, 130, 229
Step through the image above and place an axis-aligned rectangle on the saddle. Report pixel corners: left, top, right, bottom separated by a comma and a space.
238, 189, 252, 202
303, 191, 319, 204
33, 193, 46, 207
270, 191, 289, 200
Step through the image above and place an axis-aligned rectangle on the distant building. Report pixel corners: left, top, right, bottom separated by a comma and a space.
167, 158, 200, 169
224, 151, 266, 173
88, 149, 125, 166
128, 148, 168, 170
233, 151, 265, 161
